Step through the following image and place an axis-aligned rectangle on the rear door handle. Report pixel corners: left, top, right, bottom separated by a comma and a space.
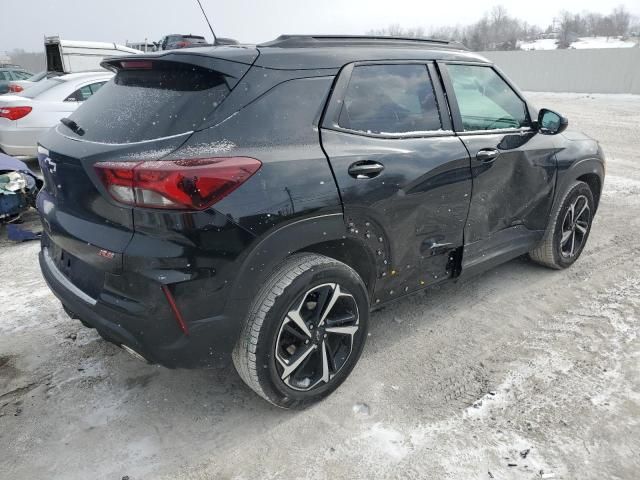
475, 149, 500, 163
348, 161, 385, 179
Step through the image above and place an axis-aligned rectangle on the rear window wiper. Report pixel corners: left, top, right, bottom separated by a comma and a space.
60, 117, 85, 136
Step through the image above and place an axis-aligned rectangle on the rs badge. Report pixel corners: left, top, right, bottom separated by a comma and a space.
98, 249, 115, 260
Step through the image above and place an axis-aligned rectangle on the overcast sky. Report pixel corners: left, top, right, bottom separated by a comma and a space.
2, 0, 639, 52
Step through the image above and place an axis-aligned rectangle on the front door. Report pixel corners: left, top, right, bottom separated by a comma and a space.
321, 62, 472, 303
440, 62, 557, 269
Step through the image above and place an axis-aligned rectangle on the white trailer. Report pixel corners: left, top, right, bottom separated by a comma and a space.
44, 36, 140, 73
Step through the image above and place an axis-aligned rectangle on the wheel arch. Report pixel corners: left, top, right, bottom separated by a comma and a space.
228, 213, 379, 305
297, 237, 377, 297
555, 157, 604, 213
576, 172, 602, 210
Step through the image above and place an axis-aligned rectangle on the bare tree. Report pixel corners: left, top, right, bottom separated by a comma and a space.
611, 5, 631, 36
367, 24, 425, 37
6, 49, 46, 72
366, 4, 636, 52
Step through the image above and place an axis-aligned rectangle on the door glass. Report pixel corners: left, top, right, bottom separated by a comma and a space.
89, 82, 106, 94
447, 64, 530, 131
66, 85, 93, 102
338, 64, 442, 134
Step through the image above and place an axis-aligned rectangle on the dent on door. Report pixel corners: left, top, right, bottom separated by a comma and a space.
461, 131, 558, 245
321, 129, 472, 304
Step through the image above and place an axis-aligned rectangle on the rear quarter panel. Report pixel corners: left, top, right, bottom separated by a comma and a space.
156, 75, 345, 306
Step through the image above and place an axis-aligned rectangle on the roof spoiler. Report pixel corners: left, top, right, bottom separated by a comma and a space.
258, 35, 468, 50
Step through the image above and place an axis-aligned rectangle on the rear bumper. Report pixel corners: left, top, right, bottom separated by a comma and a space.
0, 127, 42, 157
39, 246, 242, 368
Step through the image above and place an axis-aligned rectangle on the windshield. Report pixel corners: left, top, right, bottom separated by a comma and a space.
18, 77, 64, 98
184, 36, 207, 44
67, 60, 233, 143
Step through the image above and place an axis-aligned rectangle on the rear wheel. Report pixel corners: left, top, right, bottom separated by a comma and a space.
232, 253, 369, 409
529, 181, 594, 269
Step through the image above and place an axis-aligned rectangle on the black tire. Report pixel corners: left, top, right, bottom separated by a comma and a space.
232, 253, 369, 409
529, 181, 595, 269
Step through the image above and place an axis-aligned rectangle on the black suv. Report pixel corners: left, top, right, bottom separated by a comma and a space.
37, 36, 604, 408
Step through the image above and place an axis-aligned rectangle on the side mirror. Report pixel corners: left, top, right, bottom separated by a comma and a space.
537, 108, 568, 135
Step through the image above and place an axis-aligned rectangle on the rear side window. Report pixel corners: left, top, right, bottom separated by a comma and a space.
67, 61, 233, 143
65, 82, 106, 102
446, 64, 530, 131
338, 64, 442, 134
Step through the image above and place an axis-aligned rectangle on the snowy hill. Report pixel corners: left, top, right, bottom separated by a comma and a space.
519, 38, 559, 50
519, 36, 637, 51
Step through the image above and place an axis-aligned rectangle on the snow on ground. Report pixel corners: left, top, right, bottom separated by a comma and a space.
570, 36, 637, 49
1, 93, 640, 480
519, 36, 637, 50
519, 38, 558, 50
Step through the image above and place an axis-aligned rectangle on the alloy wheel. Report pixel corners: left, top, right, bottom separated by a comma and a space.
275, 283, 359, 391
560, 194, 591, 258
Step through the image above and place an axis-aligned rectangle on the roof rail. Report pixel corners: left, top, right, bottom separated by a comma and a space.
258, 35, 467, 50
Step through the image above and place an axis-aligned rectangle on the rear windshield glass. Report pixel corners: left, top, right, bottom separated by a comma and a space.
27, 71, 48, 82
19, 78, 64, 98
67, 60, 231, 143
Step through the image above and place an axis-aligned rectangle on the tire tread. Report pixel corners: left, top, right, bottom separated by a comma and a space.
529, 181, 590, 269
232, 253, 346, 406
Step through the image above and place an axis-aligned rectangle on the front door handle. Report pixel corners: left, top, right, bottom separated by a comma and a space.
348, 160, 385, 179
476, 148, 500, 163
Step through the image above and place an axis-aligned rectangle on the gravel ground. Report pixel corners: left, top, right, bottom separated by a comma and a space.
1, 93, 639, 480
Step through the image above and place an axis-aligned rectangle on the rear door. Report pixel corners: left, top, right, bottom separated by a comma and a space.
321, 62, 472, 302
439, 62, 557, 270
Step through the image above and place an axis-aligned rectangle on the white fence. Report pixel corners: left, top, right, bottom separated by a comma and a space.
480, 48, 640, 94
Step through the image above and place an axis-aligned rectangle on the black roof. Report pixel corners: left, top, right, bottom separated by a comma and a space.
253, 35, 488, 70
258, 35, 467, 50
109, 35, 489, 71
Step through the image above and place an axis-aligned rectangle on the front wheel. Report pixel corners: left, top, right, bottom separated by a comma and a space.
529, 181, 595, 269
232, 253, 369, 409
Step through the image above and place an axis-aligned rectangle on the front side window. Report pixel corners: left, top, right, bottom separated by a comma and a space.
338, 64, 442, 135
447, 64, 530, 131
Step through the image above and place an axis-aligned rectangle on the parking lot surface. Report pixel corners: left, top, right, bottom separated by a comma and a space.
1, 93, 639, 479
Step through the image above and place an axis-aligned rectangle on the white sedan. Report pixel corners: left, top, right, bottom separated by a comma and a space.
0, 71, 113, 157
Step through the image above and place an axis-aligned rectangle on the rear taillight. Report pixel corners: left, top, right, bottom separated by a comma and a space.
0, 106, 32, 121
94, 157, 262, 210
8, 84, 23, 93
